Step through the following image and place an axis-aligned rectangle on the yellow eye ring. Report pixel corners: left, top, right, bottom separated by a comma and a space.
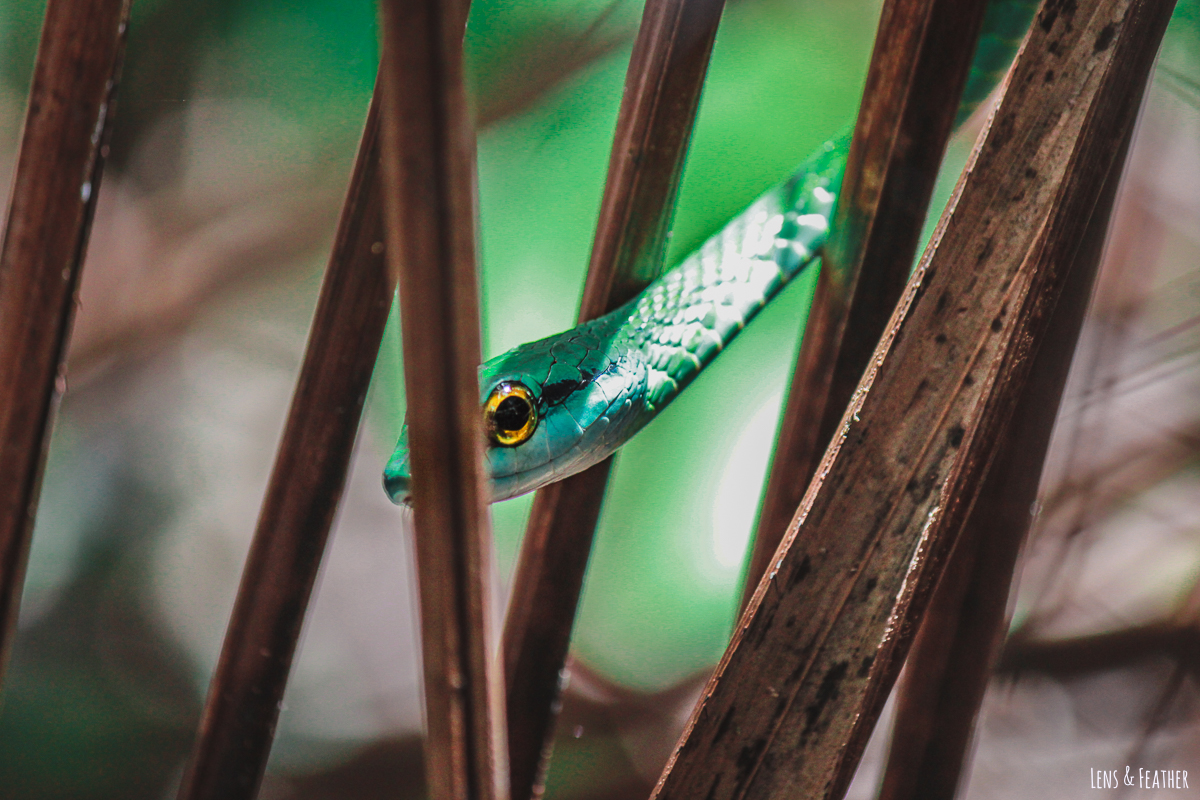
484, 381, 538, 446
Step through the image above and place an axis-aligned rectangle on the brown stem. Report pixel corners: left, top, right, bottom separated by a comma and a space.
500, 2, 726, 798
175, 87, 394, 800
998, 622, 1200, 678
743, 0, 993, 610
378, 1, 508, 799
0, 0, 131, 688
876, 109, 1138, 800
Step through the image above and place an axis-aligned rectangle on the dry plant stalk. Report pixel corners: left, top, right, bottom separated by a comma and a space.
0, 0, 131, 684
377, 1, 508, 799
651, 0, 1176, 798
744, 0, 993, 608
502, 1, 724, 797
878, 120, 1137, 800
176, 89, 393, 800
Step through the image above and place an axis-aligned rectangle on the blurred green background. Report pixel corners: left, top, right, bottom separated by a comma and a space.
0, 0, 1196, 798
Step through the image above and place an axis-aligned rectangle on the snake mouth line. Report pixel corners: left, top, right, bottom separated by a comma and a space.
384, 461, 557, 507
385, 411, 622, 505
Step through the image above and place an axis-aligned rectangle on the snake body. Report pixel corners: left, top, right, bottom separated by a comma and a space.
385, 0, 1037, 505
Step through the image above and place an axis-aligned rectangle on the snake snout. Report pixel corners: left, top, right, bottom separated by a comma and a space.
383, 432, 413, 505
383, 467, 411, 506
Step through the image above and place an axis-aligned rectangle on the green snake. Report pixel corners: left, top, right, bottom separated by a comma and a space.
385, 0, 1038, 505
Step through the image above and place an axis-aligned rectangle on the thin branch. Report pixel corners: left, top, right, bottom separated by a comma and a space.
998, 622, 1200, 677
1037, 425, 1200, 523
743, 0, 993, 609
1001, 550, 1200, 680
577, 0, 726, 313
651, 2, 1175, 798
0, 0, 131, 686
175, 87, 393, 800
377, 2, 508, 799
500, 2, 725, 799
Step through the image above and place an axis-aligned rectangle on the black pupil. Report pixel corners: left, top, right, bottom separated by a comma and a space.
494, 395, 531, 432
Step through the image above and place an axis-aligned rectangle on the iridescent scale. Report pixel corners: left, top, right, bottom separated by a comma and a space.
613, 137, 845, 418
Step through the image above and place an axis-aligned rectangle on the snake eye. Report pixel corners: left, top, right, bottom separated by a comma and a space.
484, 381, 538, 446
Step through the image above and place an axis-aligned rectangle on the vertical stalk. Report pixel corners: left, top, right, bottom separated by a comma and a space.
0, 0, 131, 688
501, 2, 725, 798
743, 0, 993, 609
377, 2, 508, 799
176, 89, 393, 800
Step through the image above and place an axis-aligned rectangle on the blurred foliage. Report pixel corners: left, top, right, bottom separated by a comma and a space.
0, 0, 1196, 798
0, 480, 196, 800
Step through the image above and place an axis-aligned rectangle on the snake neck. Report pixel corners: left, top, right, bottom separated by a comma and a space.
608, 134, 848, 428
606, 0, 1040, 428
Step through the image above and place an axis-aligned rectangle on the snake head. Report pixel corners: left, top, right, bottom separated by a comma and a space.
384, 320, 648, 505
